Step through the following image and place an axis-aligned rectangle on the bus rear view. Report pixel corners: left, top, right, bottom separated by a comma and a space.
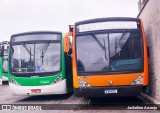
71, 17, 148, 97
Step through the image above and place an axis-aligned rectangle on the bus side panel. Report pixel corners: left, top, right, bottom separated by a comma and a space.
65, 52, 73, 93
140, 19, 148, 86
63, 34, 73, 93
72, 24, 79, 88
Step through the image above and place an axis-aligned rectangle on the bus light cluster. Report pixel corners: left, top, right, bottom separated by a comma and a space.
78, 78, 91, 87
130, 74, 144, 85
10, 78, 20, 86
52, 75, 62, 84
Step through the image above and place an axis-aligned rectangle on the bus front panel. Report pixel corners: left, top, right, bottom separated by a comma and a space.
72, 18, 148, 97
8, 32, 69, 95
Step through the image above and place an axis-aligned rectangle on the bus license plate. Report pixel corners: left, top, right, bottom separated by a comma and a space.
31, 89, 41, 93
104, 89, 118, 94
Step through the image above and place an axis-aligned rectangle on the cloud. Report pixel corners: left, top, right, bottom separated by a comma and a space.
0, 0, 139, 41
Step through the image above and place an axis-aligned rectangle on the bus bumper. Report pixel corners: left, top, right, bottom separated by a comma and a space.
74, 85, 143, 97
9, 79, 67, 95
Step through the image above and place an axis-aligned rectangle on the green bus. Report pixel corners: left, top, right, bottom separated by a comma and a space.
0, 41, 9, 84
8, 31, 72, 95
0, 43, 3, 85
2, 41, 9, 82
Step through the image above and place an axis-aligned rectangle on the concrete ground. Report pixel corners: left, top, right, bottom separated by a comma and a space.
0, 82, 159, 113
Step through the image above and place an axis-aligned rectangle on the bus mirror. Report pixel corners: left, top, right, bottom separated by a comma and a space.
64, 33, 70, 53
147, 47, 150, 57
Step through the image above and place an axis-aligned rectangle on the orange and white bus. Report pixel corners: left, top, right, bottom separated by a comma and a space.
64, 17, 148, 97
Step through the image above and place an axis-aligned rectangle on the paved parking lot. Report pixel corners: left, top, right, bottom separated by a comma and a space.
0, 82, 159, 113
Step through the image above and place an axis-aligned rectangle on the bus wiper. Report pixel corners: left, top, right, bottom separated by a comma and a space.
90, 33, 105, 51
115, 30, 127, 49
22, 42, 33, 56
40, 41, 50, 65
90, 33, 108, 64
29, 47, 32, 63
103, 38, 108, 64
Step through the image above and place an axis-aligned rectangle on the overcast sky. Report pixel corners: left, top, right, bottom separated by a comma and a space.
0, 0, 139, 41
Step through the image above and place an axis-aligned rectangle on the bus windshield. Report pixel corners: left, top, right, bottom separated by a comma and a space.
11, 41, 61, 73
76, 31, 143, 73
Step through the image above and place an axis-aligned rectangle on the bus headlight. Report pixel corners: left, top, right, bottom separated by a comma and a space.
52, 75, 62, 84
10, 78, 20, 86
79, 78, 91, 87
130, 74, 143, 85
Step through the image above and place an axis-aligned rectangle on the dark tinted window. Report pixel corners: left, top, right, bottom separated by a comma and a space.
76, 32, 143, 73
